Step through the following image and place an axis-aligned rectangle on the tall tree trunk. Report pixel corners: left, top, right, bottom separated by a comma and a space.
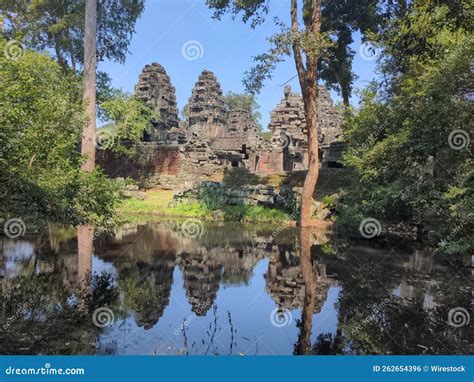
81, 0, 97, 172
67, 29, 77, 71
291, 0, 322, 227
53, 33, 67, 70
341, 83, 350, 107
300, 81, 319, 226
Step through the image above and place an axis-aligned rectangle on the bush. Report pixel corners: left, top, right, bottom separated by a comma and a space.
0, 39, 121, 227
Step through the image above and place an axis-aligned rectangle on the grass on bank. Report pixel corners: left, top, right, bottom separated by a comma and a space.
118, 189, 291, 223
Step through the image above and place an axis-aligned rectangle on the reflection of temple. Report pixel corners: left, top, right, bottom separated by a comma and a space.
98, 222, 271, 324
178, 252, 222, 316
265, 246, 332, 313
2, 222, 332, 333
397, 248, 437, 310
132, 251, 176, 329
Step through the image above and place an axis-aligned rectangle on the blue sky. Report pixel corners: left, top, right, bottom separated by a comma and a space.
100, 0, 378, 129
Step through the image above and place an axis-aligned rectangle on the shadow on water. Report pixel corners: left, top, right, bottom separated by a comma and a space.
0, 221, 470, 355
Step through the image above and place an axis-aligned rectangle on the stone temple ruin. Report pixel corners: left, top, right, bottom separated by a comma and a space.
97, 63, 344, 189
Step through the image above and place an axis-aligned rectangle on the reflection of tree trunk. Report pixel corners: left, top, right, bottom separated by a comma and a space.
78, 225, 94, 282
295, 227, 316, 355
332, 294, 346, 354
0, 240, 5, 278
77, 225, 94, 312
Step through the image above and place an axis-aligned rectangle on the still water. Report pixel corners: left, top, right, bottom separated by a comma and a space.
0, 221, 470, 355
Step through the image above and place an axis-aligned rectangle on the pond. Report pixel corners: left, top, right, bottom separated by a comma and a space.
0, 220, 470, 355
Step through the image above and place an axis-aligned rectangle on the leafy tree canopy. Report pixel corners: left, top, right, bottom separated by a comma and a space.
2, 0, 145, 71
0, 39, 121, 227
98, 89, 157, 155
224, 91, 262, 129
339, 0, 473, 255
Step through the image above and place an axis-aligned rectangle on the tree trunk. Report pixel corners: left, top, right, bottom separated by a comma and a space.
290, 0, 322, 227
53, 33, 67, 70
300, 81, 320, 226
81, 0, 97, 172
341, 83, 350, 107
67, 29, 77, 71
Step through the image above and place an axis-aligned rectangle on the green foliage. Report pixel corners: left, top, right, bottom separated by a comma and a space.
224, 91, 262, 129
207, 0, 379, 102
321, 195, 335, 210
2, 0, 145, 70
118, 190, 210, 220
0, 39, 121, 226
98, 90, 156, 155
339, 1, 473, 255
173, 202, 209, 217
198, 188, 228, 211
119, 190, 290, 223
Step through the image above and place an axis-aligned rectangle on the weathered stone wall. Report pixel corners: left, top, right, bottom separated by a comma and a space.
98, 63, 347, 191
253, 150, 284, 174
97, 143, 224, 189
171, 167, 350, 210
258, 85, 343, 174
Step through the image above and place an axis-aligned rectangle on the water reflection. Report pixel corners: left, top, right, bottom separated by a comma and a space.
0, 221, 470, 355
